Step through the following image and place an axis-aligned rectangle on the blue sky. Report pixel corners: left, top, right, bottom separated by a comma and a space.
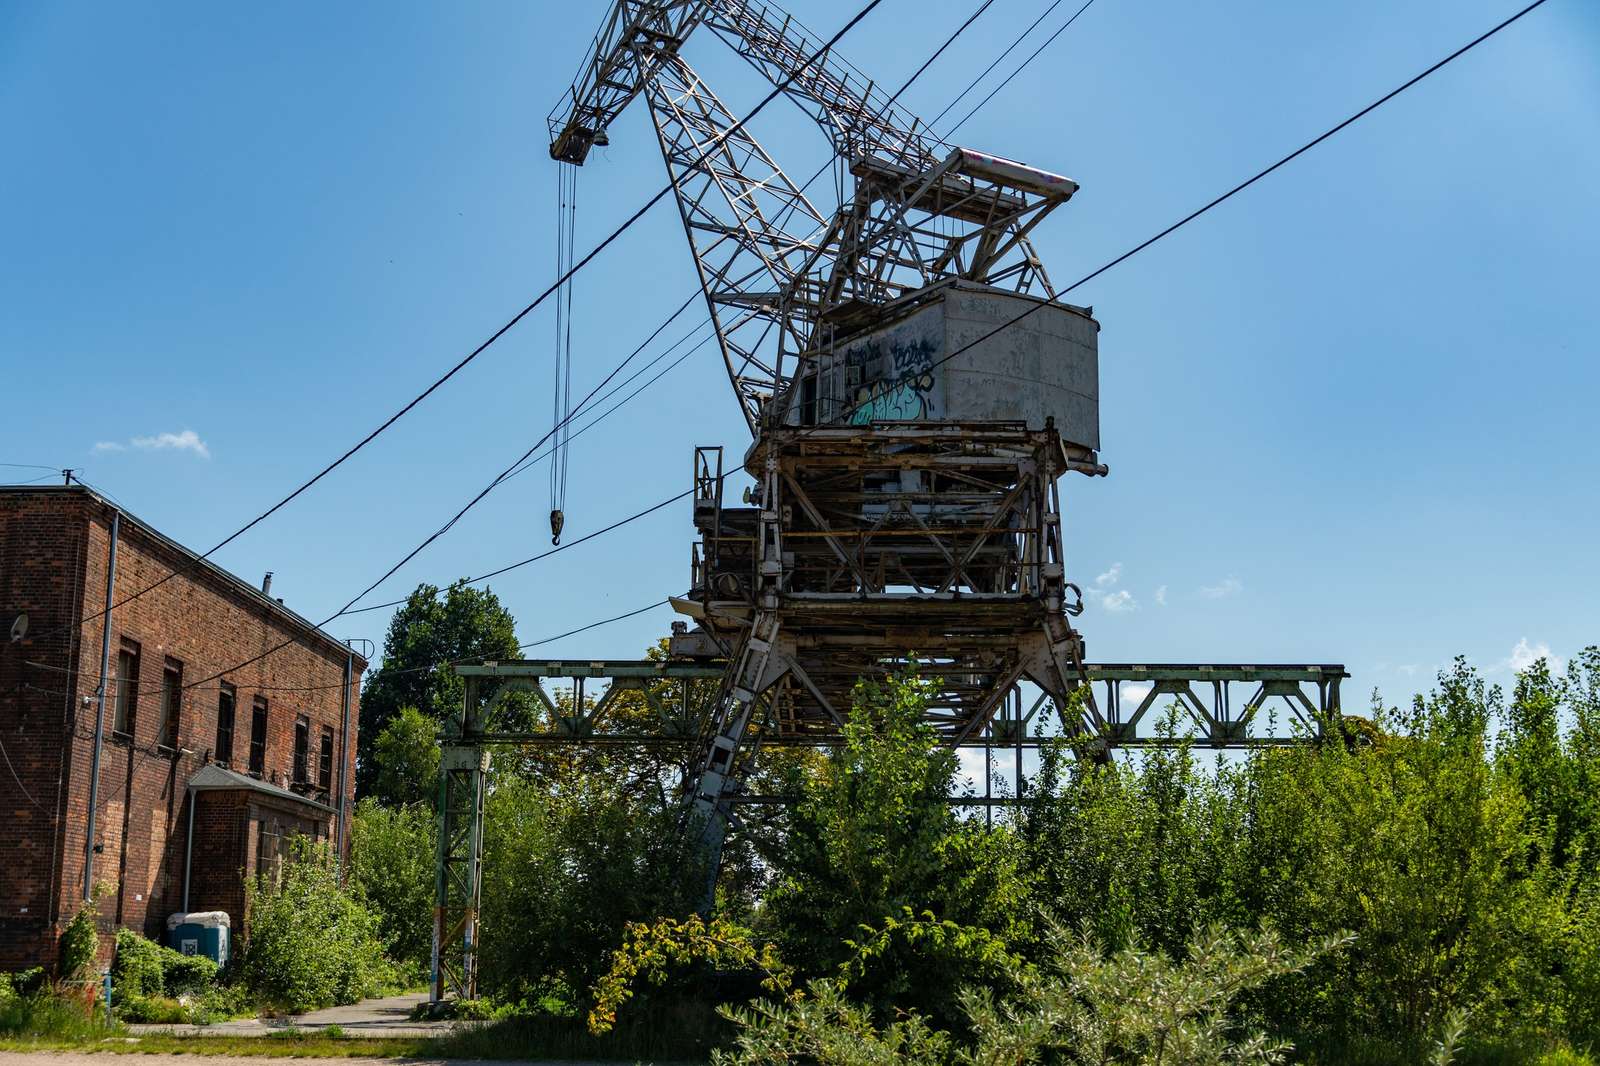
4, 0, 1597, 718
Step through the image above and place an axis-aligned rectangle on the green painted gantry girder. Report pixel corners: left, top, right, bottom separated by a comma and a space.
430, 657, 1346, 1002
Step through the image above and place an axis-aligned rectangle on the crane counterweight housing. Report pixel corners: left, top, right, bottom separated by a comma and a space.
800, 281, 1100, 452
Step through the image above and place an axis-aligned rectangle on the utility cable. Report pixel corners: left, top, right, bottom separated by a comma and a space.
888, 0, 999, 104
835, 0, 1554, 422
28, 599, 674, 696
142, 0, 1550, 698
943, 0, 1100, 138
28, 0, 888, 650
34, 0, 1545, 706
927, 0, 1070, 132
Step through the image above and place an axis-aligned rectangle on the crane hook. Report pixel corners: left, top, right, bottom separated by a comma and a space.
549, 508, 564, 546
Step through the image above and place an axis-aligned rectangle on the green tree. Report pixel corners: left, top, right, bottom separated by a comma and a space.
370, 705, 442, 808
349, 798, 438, 973
357, 582, 521, 797
759, 671, 1029, 1024
476, 773, 703, 1009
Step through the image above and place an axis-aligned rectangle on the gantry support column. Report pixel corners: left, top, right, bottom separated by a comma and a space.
431, 678, 489, 1004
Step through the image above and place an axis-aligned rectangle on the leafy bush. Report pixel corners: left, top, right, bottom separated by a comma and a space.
238, 836, 392, 1012
109, 928, 233, 1024
111, 929, 165, 1000
596, 919, 1345, 1066
475, 771, 701, 1010
349, 797, 437, 971
0, 967, 118, 1040
757, 671, 1030, 1026
57, 901, 100, 982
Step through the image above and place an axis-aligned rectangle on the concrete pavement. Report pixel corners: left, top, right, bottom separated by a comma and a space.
127, 991, 455, 1038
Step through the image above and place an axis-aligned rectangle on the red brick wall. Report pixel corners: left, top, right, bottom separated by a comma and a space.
0, 490, 91, 970
0, 489, 364, 969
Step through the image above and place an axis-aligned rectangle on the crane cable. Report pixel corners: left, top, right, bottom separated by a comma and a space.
551, 164, 579, 544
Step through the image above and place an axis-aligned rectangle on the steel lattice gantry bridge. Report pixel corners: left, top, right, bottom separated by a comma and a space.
429, 658, 1346, 1001
427, 0, 1347, 1005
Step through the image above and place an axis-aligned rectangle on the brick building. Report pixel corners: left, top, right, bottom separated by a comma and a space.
0, 485, 366, 970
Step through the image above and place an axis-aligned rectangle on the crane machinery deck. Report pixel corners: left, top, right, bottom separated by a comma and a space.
429, 0, 1346, 1003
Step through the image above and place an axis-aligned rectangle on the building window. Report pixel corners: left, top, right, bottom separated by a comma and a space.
292, 716, 309, 785
113, 641, 140, 737
318, 726, 334, 791
158, 658, 183, 750
215, 684, 236, 766
256, 815, 284, 882
249, 698, 268, 776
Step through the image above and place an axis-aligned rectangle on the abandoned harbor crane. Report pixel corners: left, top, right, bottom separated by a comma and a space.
430, 0, 1345, 1001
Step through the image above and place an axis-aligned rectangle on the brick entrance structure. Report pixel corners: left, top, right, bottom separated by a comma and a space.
0, 486, 366, 970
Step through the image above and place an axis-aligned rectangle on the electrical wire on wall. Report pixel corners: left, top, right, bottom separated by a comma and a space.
550, 164, 579, 544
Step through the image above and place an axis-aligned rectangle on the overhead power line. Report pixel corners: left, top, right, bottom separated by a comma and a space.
944, 0, 1101, 138
150, 0, 890, 695
29, 0, 889, 650
837, 0, 1554, 422
928, 0, 1071, 132
308, 0, 1556, 675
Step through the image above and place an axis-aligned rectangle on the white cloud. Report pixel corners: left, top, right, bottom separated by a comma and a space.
955, 747, 987, 790
1507, 637, 1560, 674
1095, 562, 1122, 588
1154, 584, 1167, 607
1099, 589, 1136, 612
1199, 576, 1243, 599
1120, 683, 1153, 706
93, 429, 210, 459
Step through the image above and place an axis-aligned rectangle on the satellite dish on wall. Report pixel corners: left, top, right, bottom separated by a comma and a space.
9, 612, 28, 643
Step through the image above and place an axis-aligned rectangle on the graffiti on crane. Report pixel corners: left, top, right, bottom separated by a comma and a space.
847, 336, 938, 424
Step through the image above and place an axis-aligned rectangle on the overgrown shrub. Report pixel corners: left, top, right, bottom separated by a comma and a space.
110, 928, 228, 1023
238, 836, 392, 1012
0, 966, 118, 1040
1019, 651, 1600, 1059
475, 771, 701, 1010
757, 671, 1030, 1026
349, 796, 437, 972
57, 901, 100, 982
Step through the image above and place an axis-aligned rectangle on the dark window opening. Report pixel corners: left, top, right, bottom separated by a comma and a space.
292, 716, 309, 785
113, 641, 140, 737
215, 684, 236, 766
318, 726, 334, 791
249, 698, 268, 777
158, 658, 183, 750
800, 373, 818, 425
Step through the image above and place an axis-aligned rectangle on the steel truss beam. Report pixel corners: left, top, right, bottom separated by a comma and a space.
430, 657, 1345, 1003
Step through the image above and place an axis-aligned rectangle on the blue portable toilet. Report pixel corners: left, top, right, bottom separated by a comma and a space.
166, 911, 230, 967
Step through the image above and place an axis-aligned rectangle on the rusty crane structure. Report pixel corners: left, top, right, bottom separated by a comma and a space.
430, 0, 1345, 1001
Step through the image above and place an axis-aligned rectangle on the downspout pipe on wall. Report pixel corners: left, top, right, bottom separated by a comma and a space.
82, 509, 118, 901
336, 647, 352, 872
182, 786, 195, 912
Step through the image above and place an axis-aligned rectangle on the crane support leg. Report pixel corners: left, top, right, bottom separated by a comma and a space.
431, 742, 488, 1004
687, 610, 785, 905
